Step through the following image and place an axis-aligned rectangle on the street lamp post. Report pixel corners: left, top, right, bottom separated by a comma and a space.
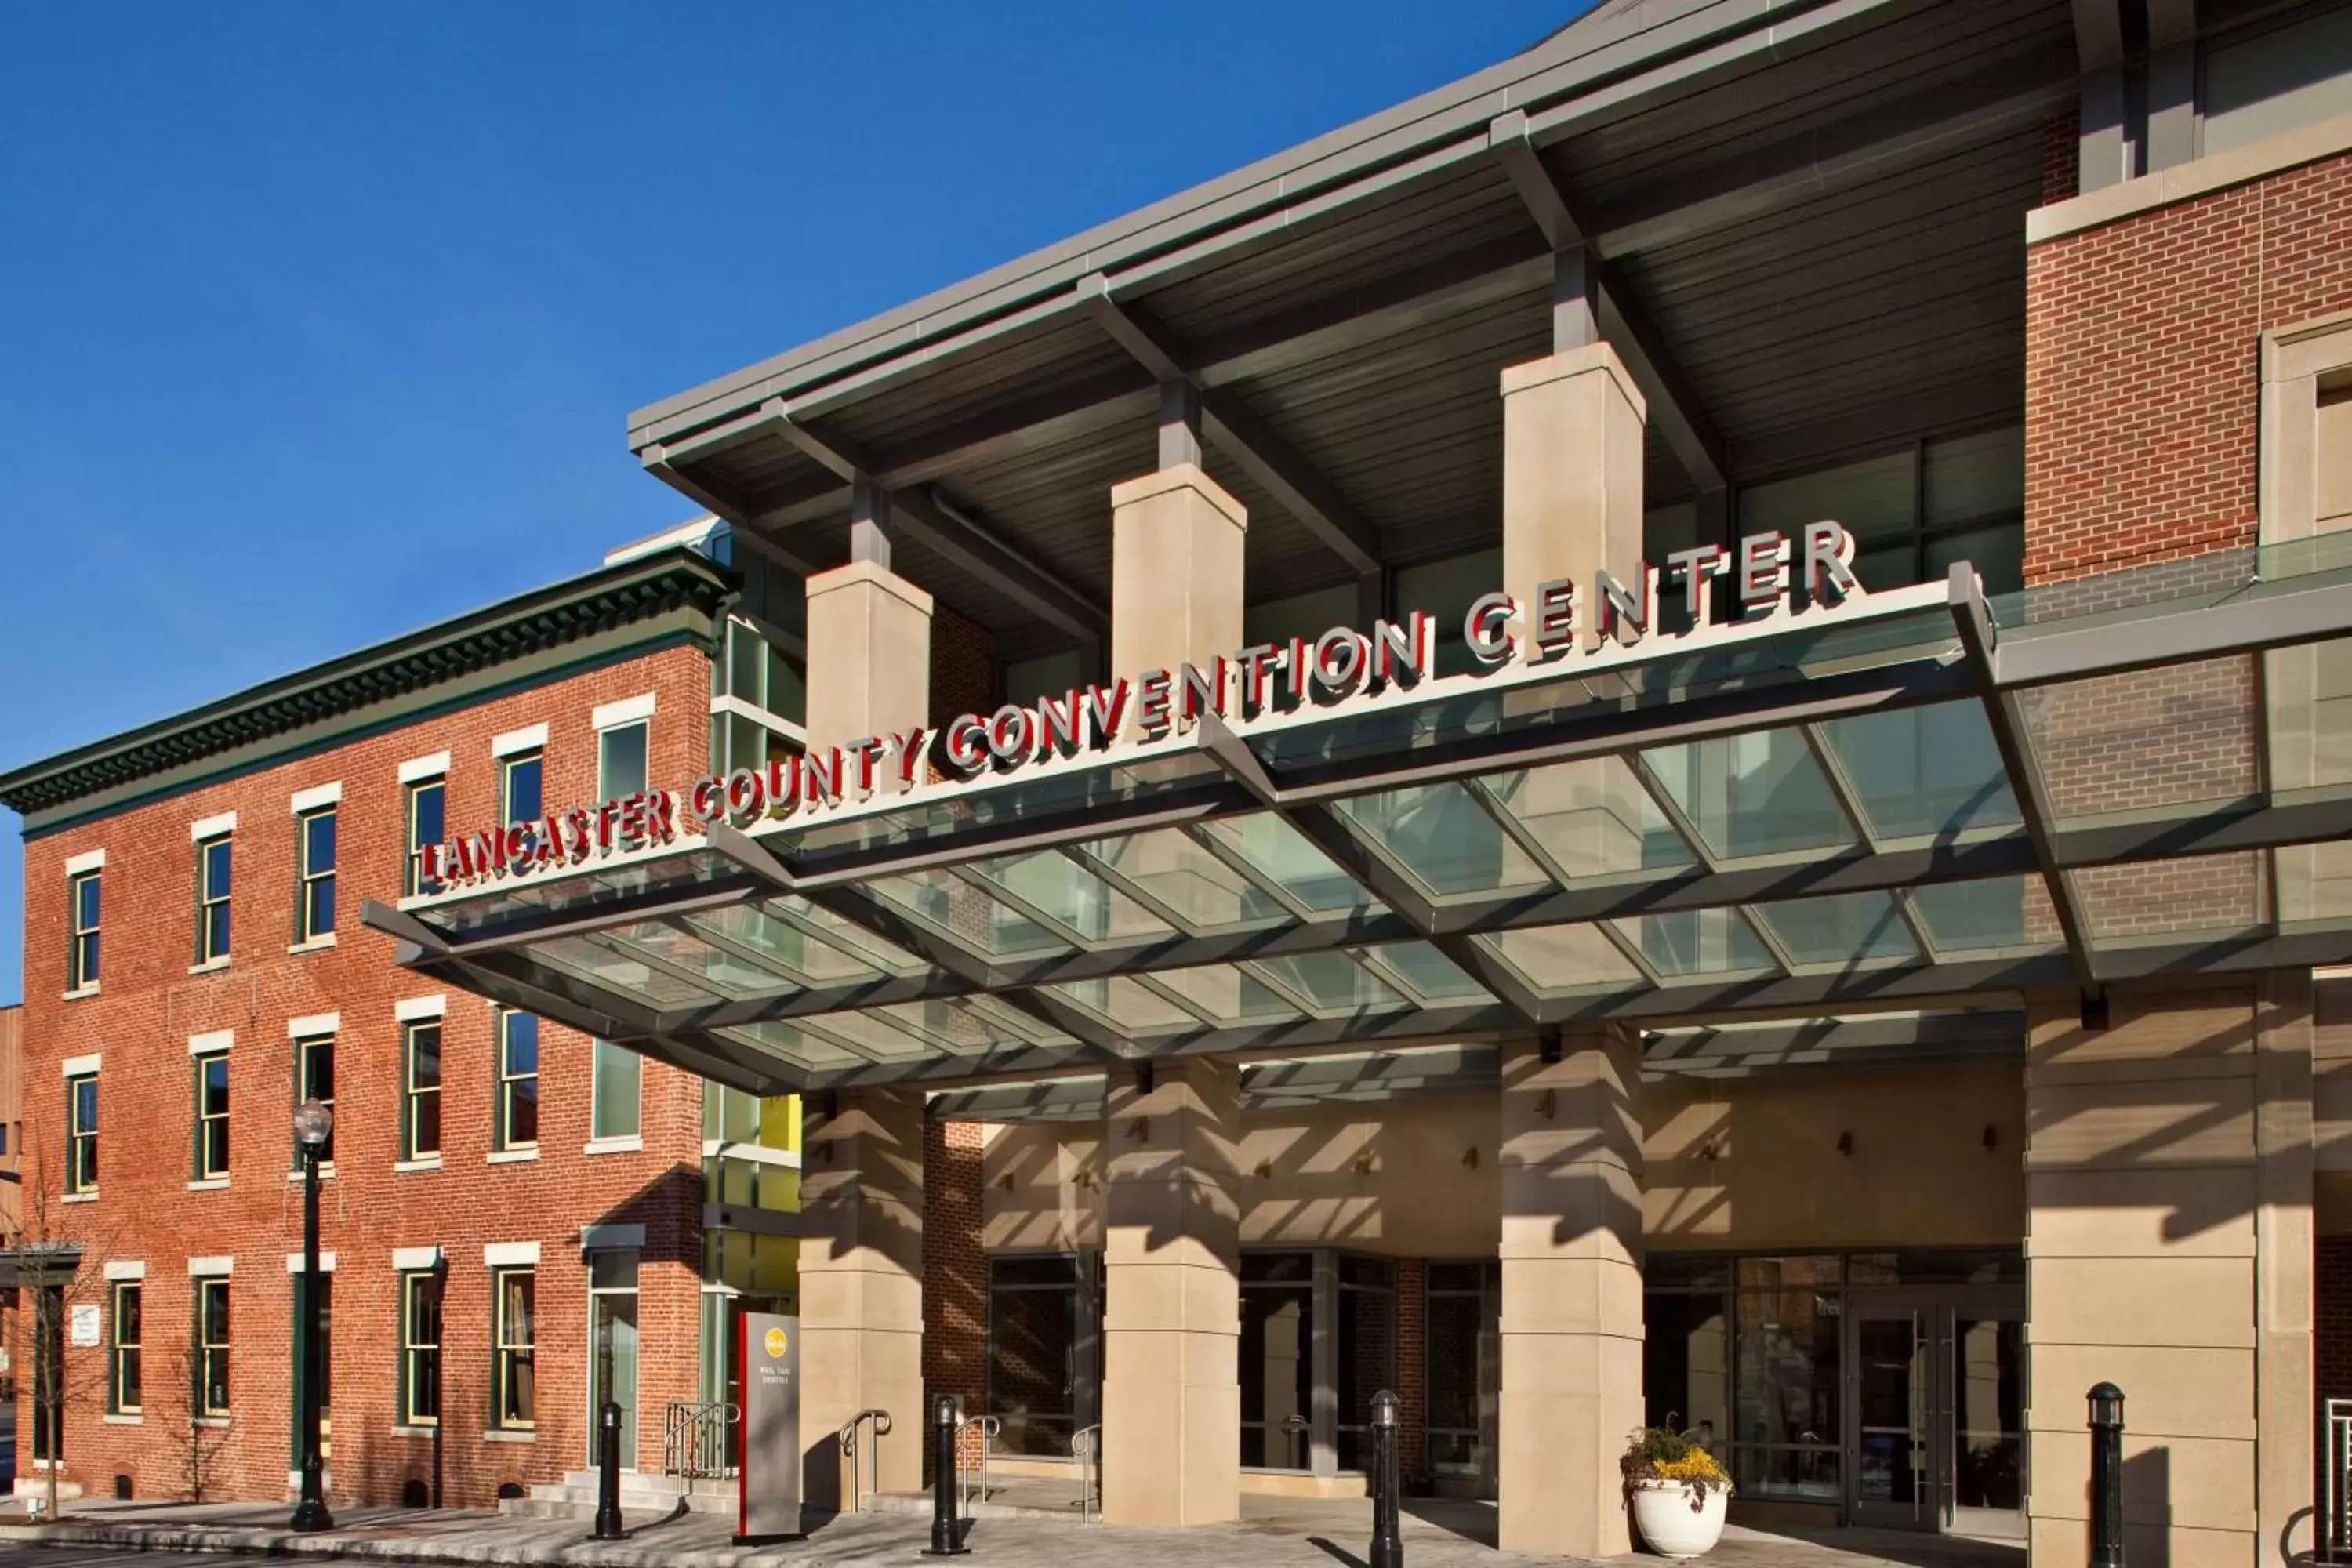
291, 1098, 335, 1533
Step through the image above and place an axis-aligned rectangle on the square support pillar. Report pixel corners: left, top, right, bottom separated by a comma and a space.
799, 1089, 927, 1511
1100, 1059, 1242, 1526
1501, 343, 1646, 633
1109, 463, 1247, 681
804, 560, 933, 753
2024, 982, 2314, 1568
1497, 1028, 1644, 1559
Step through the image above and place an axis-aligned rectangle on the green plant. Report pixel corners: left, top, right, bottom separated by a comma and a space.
1621, 1425, 1731, 1507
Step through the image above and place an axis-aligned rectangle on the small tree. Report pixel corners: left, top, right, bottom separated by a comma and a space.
168, 1343, 232, 1504
7, 1142, 127, 1522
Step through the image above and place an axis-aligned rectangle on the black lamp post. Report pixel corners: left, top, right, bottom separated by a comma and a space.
290, 1098, 334, 1533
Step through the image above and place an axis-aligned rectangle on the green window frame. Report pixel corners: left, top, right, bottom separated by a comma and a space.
194, 1277, 230, 1417
65, 1072, 98, 1194
501, 750, 543, 827
405, 778, 445, 898
597, 720, 649, 801
192, 1050, 230, 1181
496, 1012, 539, 1152
398, 1269, 442, 1427
590, 1039, 641, 1143
296, 1035, 335, 1167
67, 869, 100, 991
194, 833, 232, 964
109, 1281, 142, 1414
296, 806, 336, 942
401, 1021, 441, 1161
492, 1267, 535, 1429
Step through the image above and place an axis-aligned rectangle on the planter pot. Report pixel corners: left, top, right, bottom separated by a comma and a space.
1630, 1479, 1730, 1558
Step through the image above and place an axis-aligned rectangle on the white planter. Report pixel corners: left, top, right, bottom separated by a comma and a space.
1630, 1479, 1730, 1559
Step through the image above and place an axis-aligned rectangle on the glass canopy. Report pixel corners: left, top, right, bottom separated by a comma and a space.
366, 562, 2352, 1093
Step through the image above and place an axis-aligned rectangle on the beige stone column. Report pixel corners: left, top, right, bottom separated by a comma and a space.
1497, 1028, 1644, 1559
1500, 342, 1646, 631
804, 560, 933, 752
799, 1090, 927, 1510
2024, 982, 2314, 1568
1108, 463, 1246, 687
1100, 1060, 1243, 1526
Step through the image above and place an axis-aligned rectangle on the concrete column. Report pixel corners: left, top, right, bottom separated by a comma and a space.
798, 1089, 926, 1510
1500, 341, 1646, 633
804, 561, 933, 753
1108, 463, 1246, 685
1100, 1059, 1242, 1526
2024, 982, 2315, 1568
1497, 1028, 1644, 1559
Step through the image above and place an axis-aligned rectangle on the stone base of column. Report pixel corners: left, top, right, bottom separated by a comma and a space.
1100, 1060, 1242, 1526
1496, 1029, 1644, 1559
799, 1089, 927, 1511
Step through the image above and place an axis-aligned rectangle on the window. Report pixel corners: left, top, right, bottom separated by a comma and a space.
598, 722, 648, 801
194, 833, 232, 964
2322, 383, 2352, 532
402, 1021, 441, 1161
192, 1050, 230, 1181
296, 807, 336, 942
194, 1278, 230, 1417
399, 1270, 441, 1426
502, 750, 543, 827
1736, 427, 2024, 599
297, 1035, 336, 1166
492, 1267, 536, 1428
65, 1073, 97, 1194
590, 1039, 641, 1142
986, 1254, 1099, 1456
405, 778, 445, 898
497, 1013, 539, 1152
67, 869, 100, 990
109, 1282, 142, 1415
1240, 1252, 1316, 1469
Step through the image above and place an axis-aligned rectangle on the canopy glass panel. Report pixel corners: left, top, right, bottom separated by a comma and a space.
1816, 704, 2021, 840
1640, 729, 1856, 862
1338, 783, 1552, 899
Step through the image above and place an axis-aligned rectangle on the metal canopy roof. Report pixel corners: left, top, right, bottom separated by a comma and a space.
624, 0, 2071, 662
367, 549, 2352, 1098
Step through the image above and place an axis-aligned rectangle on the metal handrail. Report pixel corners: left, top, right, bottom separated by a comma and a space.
662, 1399, 740, 1481
953, 1414, 1001, 1513
1073, 1424, 1102, 1526
840, 1407, 892, 1512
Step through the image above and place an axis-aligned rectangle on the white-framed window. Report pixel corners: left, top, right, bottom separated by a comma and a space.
496, 1012, 539, 1152
296, 806, 336, 942
399, 1269, 441, 1426
493, 1267, 536, 1429
502, 750, 543, 826
191, 1048, 230, 1181
194, 832, 233, 964
402, 1020, 442, 1161
67, 866, 100, 991
109, 1280, 142, 1414
194, 1277, 231, 1417
65, 1071, 98, 1194
405, 777, 445, 898
598, 720, 649, 801
297, 1034, 336, 1167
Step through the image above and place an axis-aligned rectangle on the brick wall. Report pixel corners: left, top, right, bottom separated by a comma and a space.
928, 605, 995, 724
922, 1120, 987, 1477
2026, 146, 2352, 586
16, 643, 713, 1508
2040, 103, 2079, 208
2322, 1236, 2352, 1410
1394, 1257, 1425, 1483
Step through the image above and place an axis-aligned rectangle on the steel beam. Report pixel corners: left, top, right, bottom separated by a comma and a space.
1993, 576, 2352, 689
1490, 110, 1728, 494
1077, 277, 1385, 575
892, 486, 1108, 642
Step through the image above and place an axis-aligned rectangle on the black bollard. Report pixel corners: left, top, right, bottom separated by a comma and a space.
2089, 1382, 2125, 1568
592, 1399, 625, 1540
924, 1393, 969, 1557
1369, 1389, 1403, 1568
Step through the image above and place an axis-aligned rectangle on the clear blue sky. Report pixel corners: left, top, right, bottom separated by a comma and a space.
0, 2, 1582, 1005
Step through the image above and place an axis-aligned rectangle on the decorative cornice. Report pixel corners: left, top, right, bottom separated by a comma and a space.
0, 547, 735, 818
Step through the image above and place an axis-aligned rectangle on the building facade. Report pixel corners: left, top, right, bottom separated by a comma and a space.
11, 2, 2352, 1565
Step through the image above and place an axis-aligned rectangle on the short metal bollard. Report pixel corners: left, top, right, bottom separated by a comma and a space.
2089, 1382, 2125, 1568
1369, 1389, 1403, 1568
592, 1399, 625, 1541
924, 1392, 969, 1557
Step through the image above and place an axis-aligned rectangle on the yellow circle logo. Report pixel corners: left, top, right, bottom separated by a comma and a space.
764, 1327, 788, 1359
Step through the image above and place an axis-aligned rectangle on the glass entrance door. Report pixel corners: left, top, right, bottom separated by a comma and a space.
588, 1253, 640, 1470
1845, 1289, 2023, 1536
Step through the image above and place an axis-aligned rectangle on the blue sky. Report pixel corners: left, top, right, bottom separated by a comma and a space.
0, 2, 1582, 1004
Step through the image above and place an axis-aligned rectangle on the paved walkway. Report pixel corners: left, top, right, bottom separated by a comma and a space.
0, 1495, 2031, 1568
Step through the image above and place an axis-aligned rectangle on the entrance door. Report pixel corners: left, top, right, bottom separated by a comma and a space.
1425, 1261, 1501, 1500
1845, 1289, 2024, 1536
588, 1253, 640, 1470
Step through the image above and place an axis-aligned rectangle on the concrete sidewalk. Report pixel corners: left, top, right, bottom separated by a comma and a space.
0, 1494, 1557, 1567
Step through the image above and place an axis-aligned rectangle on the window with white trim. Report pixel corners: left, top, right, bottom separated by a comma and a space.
405, 777, 445, 898
297, 1034, 336, 1166
496, 1012, 539, 1152
191, 1048, 230, 1181
590, 1039, 641, 1142
598, 720, 648, 801
67, 868, 100, 990
402, 1020, 442, 1161
65, 1072, 98, 1194
194, 1278, 230, 1417
493, 1267, 536, 1429
195, 832, 232, 964
296, 806, 336, 942
502, 750, 543, 826
399, 1269, 441, 1425
109, 1281, 142, 1414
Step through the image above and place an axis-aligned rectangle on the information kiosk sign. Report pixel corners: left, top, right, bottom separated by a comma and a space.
734, 1312, 802, 1544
